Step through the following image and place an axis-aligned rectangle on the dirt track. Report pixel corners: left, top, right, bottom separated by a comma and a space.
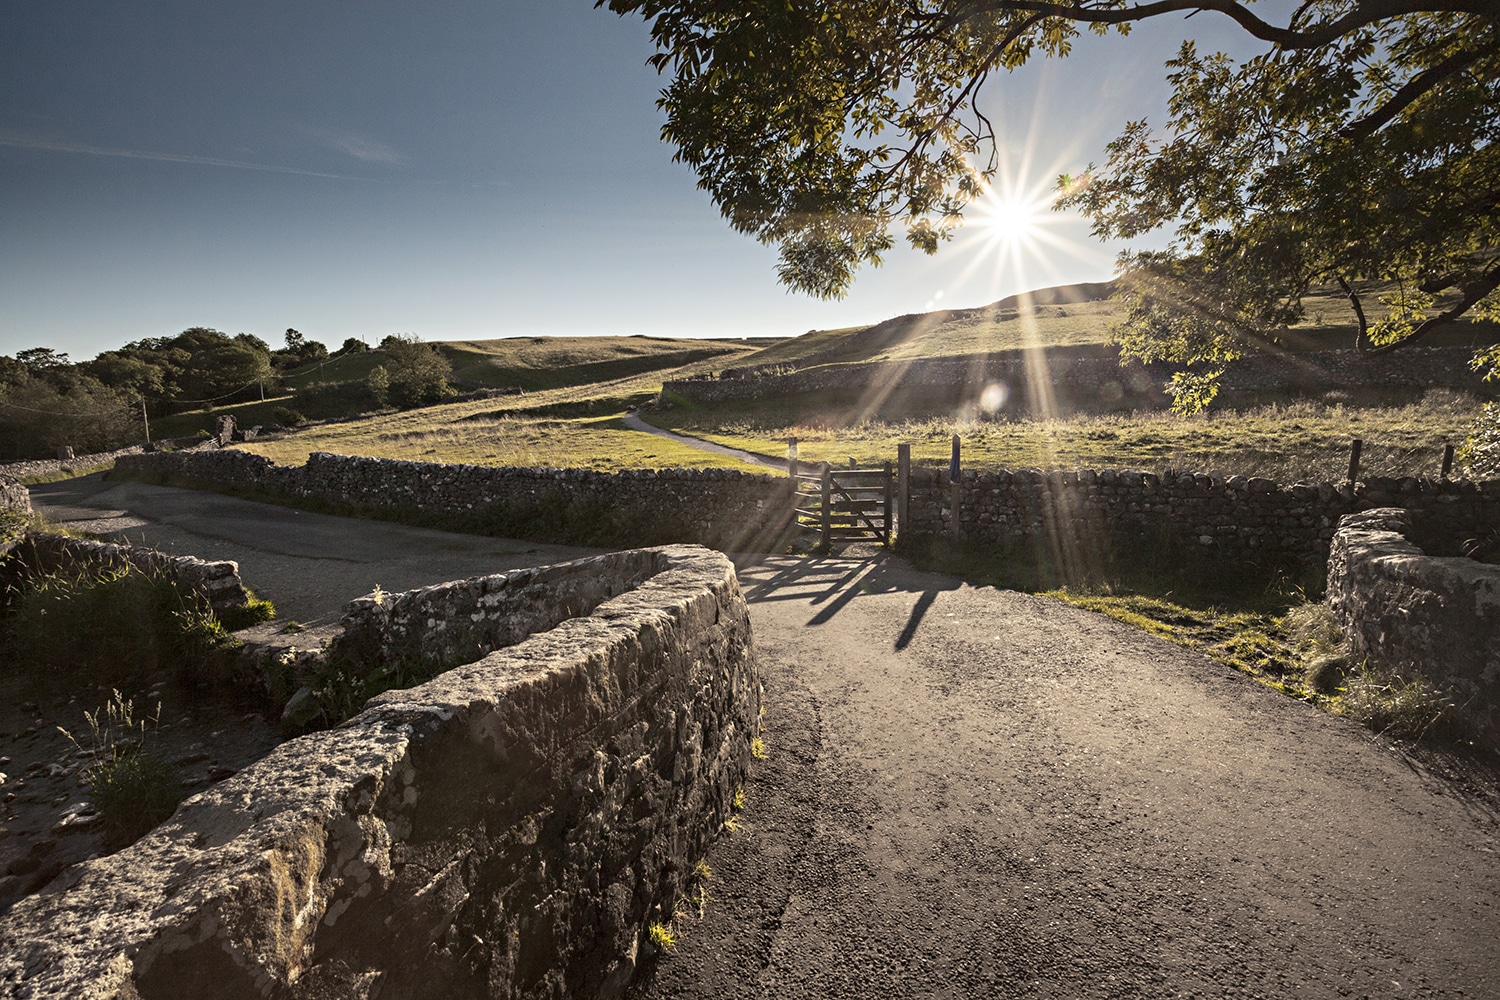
21, 479, 1500, 996
637, 554, 1500, 999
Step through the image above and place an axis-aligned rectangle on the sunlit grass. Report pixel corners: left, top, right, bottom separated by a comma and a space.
728, 284, 1497, 373
649, 390, 1481, 482
238, 411, 766, 473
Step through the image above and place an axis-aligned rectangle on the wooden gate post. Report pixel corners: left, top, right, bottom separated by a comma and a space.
1441, 442, 1455, 479
897, 443, 910, 541
882, 460, 893, 546
1347, 438, 1363, 484
820, 463, 832, 551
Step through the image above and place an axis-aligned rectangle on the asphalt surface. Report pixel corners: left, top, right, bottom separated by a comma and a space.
26, 474, 601, 625
24, 478, 1500, 997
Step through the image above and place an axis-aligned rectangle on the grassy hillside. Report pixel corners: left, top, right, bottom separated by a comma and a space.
728, 281, 1500, 374
440, 335, 763, 391
231, 337, 772, 472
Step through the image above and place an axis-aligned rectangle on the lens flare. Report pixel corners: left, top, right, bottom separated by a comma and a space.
979, 382, 1009, 413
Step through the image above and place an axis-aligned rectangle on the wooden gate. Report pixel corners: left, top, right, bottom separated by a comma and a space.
794, 463, 893, 548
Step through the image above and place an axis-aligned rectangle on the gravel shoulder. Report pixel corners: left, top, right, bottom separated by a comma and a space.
633, 553, 1500, 999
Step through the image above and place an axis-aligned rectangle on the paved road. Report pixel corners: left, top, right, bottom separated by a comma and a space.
27, 474, 601, 625
26, 478, 1500, 996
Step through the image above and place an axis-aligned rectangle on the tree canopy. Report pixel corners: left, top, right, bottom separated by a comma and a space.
602, 0, 1500, 407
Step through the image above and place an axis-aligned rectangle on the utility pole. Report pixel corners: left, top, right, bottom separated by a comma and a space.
140, 396, 151, 444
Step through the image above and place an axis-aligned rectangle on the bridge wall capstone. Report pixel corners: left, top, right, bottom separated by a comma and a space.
0, 544, 760, 1000
7, 530, 252, 616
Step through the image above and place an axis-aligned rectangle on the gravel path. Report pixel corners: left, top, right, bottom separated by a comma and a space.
620, 411, 786, 470
636, 553, 1500, 999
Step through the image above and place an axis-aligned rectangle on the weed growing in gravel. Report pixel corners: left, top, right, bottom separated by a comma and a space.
750, 737, 767, 760
732, 787, 747, 811
59, 690, 184, 848
219, 592, 276, 631
648, 921, 678, 951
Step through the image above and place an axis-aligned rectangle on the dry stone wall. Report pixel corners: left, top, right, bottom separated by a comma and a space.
666, 345, 1484, 406
0, 475, 28, 516
1327, 509, 1500, 744
114, 450, 798, 552
0, 544, 760, 1000
901, 466, 1500, 569
330, 549, 663, 680
10, 531, 250, 616
0, 445, 147, 484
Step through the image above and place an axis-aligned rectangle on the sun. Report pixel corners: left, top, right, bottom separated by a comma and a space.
972, 189, 1049, 250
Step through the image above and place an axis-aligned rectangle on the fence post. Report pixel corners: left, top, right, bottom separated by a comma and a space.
949, 435, 962, 537
1441, 442, 1455, 479
787, 436, 799, 478
882, 460, 893, 546
1347, 438, 1363, 484
897, 443, 911, 539
820, 463, 832, 551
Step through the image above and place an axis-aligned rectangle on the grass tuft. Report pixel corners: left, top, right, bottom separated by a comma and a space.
647, 921, 678, 951
59, 690, 184, 848
1336, 663, 1468, 742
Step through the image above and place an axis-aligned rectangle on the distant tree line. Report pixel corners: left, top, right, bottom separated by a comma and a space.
0, 327, 452, 461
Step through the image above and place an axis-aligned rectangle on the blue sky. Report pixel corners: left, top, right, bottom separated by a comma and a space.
1, 1, 1253, 360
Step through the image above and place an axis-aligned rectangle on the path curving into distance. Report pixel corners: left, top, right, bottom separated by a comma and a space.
26, 477, 1500, 997
621, 411, 785, 470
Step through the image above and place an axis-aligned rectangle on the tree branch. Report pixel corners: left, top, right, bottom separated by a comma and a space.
1348, 261, 1500, 355
951, 0, 1500, 50
1341, 42, 1487, 142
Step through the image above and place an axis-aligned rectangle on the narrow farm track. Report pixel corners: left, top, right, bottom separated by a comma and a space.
22, 479, 1500, 996
637, 555, 1500, 999
621, 410, 784, 469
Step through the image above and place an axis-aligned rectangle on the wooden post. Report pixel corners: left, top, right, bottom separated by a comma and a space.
787, 436, 799, 478
949, 435, 962, 536
897, 444, 911, 540
1441, 442, 1455, 479
882, 460, 893, 546
820, 463, 832, 551
1347, 438, 1363, 484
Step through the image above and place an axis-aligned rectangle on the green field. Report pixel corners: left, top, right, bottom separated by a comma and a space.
645, 390, 1482, 483
239, 410, 766, 473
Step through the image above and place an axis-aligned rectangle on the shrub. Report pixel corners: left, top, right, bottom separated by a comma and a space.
270, 405, 306, 427
59, 690, 184, 848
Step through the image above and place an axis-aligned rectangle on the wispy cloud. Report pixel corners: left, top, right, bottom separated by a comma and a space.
0, 132, 368, 180
306, 127, 407, 166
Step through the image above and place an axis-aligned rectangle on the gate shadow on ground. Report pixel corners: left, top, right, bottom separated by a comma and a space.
733, 552, 962, 650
